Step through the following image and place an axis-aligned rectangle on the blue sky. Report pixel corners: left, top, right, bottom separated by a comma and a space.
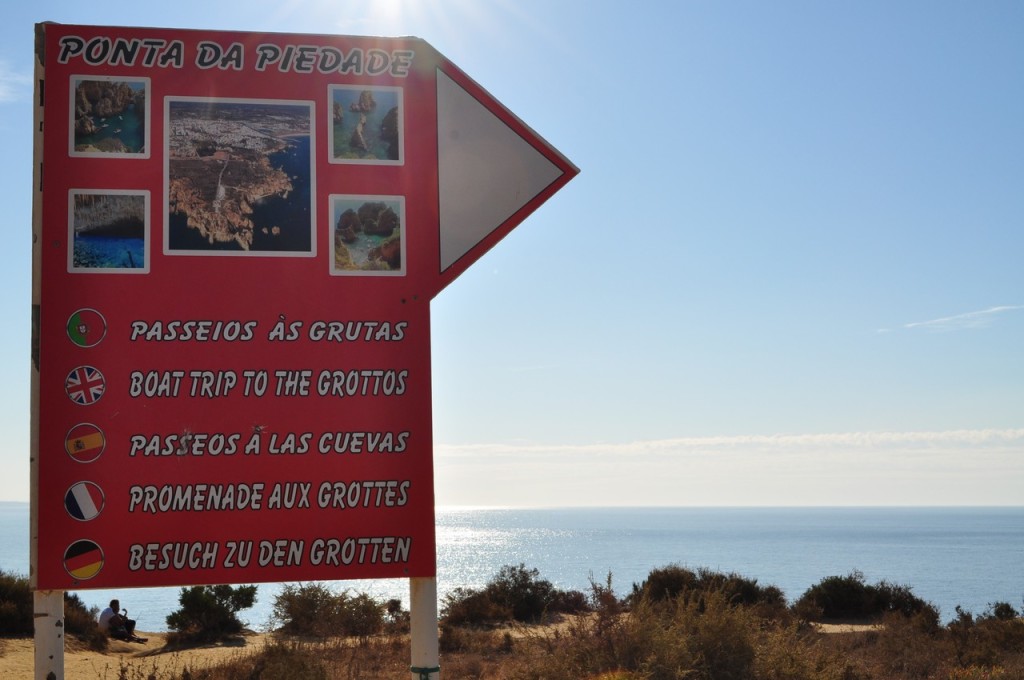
2, 1, 1022, 506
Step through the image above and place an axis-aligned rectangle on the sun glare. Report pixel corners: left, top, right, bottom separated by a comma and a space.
263, 0, 566, 71
295, 0, 441, 36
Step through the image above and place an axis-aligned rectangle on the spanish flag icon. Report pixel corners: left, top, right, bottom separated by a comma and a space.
64, 481, 105, 521
66, 309, 107, 348
63, 539, 104, 580
65, 423, 105, 463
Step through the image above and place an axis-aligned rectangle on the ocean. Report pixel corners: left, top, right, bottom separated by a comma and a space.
74, 104, 145, 154
2, 504, 1021, 632
72, 234, 146, 270
250, 135, 313, 253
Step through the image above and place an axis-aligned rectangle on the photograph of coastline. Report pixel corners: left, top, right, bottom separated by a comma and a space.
68, 190, 149, 273
329, 85, 403, 164
70, 76, 149, 157
331, 195, 405, 275
165, 98, 315, 255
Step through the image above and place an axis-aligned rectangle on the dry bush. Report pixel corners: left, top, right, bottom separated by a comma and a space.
141, 570, 1024, 680
754, 623, 866, 680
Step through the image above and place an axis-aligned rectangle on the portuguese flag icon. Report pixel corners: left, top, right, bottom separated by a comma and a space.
63, 539, 104, 580
66, 309, 107, 348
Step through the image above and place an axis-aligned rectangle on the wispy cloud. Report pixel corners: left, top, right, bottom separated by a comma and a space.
0, 61, 31, 103
904, 305, 1024, 332
435, 428, 1024, 506
437, 428, 1024, 458
878, 305, 1024, 334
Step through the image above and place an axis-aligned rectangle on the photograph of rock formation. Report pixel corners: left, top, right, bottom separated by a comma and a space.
331, 196, 404, 275
71, 77, 148, 156
70, 191, 148, 272
330, 86, 402, 164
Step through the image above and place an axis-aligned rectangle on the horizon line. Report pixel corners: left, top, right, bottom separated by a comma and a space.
3, 499, 1022, 509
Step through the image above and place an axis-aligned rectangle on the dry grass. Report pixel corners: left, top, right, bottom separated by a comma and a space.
160, 603, 1024, 680
5, 592, 1024, 680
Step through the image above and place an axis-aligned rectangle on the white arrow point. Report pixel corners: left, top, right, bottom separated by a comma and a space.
437, 69, 567, 273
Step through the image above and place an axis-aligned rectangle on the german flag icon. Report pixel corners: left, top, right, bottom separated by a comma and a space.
63, 539, 104, 580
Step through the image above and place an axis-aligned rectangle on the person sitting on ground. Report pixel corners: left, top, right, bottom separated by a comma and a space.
98, 599, 144, 641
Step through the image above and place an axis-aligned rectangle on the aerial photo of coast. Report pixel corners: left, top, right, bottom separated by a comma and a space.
166, 99, 314, 254
332, 196, 405, 275
70, 191, 148, 272
71, 77, 148, 156
330, 86, 402, 163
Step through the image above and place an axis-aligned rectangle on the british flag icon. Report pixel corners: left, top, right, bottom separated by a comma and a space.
65, 366, 106, 406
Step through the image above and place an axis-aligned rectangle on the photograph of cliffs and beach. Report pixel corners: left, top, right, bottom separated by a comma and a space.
331, 195, 405, 275
69, 190, 148, 272
166, 98, 314, 254
71, 77, 148, 156
329, 86, 403, 164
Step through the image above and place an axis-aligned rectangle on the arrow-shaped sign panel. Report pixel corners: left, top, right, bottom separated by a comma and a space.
33, 24, 576, 590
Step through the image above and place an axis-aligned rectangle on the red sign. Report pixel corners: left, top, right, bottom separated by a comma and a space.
34, 24, 577, 590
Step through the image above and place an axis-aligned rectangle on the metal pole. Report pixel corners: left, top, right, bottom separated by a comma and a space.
409, 576, 440, 680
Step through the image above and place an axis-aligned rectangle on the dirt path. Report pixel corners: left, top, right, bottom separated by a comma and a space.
0, 631, 270, 679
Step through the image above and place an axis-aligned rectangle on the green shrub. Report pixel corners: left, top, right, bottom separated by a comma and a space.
166, 584, 257, 643
552, 588, 590, 614
792, 570, 934, 622
0, 573, 108, 650
793, 571, 873, 620
695, 567, 788, 613
486, 564, 558, 622
272, 583, 393, 638
272, 582, 338, 637
63, 592, 107, 650
441, 564, 593, 626
441, 586, 511, 626
384, 597, 409, 631
874, 579, 937, 619
987, 602, 1019, 622
630, 564, 701, 603
0, 570, 32, 636
336, 591, 386, 638
630, 564, 787, 616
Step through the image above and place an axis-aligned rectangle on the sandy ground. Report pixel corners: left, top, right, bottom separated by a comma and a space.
814, 622, 882, 633
0, 631, 271, 680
